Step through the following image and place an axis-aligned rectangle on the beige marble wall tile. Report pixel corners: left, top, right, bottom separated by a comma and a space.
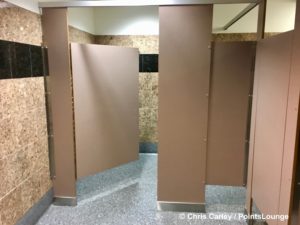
212, 33, 257, 42
139, 73, 158, 108
20, 175, 42, 213
14, 146, 32, 185
138, 73, 158, 142
0, 186, 23, 225
0, 7, 42, 45
95, 35, 159, 54
0, 117, 15, 158
0, 156, 15, 198
69, 26, 95, 44
212, 32, 280, 42
0, 146, 35, 198
139, 108, 158, 142
0, 77, 51, 223
39, 165, 52, 196
0, 7, 53, 219
0, 6, 95, 46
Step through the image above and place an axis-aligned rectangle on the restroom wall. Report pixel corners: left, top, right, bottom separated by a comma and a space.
0, 6, 51, 225
212, 33, 279, 41
0, 6, 42, 46
69, 26, 96, 44
0, 7, 94, 46
0, 5, 95, 224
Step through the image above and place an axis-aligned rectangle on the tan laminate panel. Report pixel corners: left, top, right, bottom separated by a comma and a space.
251, 31, 294, 225
278, 2, 300, 221
158, 5, 212, 203
42, 8, 76, 197
245, 44, 259, 214
71, 43, 139, 179
207, 42, 255, 186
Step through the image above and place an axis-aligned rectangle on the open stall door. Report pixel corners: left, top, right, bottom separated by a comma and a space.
206, 42, 256, 186
71, 43, 139, 179
246, 31, 296, 225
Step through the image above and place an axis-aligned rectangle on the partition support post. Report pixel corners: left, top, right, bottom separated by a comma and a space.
42, 8, 77, 206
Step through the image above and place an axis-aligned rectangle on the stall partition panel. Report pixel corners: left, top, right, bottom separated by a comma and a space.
206, 42, 256, 186
71, 43, 139, 179
158, 5, 212, 204
250, 31, 294, 225
278, 1, 300, 219
42, 8, 77, 198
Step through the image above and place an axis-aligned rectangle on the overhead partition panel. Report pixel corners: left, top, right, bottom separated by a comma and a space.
158, 5, 212, 206
71, 43, 139, 179
250, 31, 294, 225
206, 42, 255, 186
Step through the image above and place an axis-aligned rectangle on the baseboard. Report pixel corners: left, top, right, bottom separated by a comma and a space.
53, 196, 77, 206
16, 188, 53, 225
157, 201, 206, 213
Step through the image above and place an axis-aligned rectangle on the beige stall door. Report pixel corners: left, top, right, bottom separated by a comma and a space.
206, 42, 256, 186
251, 31, 294, 225
71, 43, 139, 179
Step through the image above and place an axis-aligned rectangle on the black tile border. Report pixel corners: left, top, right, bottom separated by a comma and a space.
139, 142, 158, 153
0, 40, 49, 80
139, 54, 159, 73
16, 188, 53, 225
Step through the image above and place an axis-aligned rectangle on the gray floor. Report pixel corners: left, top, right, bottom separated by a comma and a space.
36, 154, 247, 225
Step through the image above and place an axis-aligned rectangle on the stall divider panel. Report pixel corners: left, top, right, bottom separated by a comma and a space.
206, 41, 256, 186
250, 31, 294, 225
71, 43, 139, 179
158, 5, 212, 205
278, 0, 300, 219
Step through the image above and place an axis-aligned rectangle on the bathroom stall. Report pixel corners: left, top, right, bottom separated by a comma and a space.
41, 2, 300, 224
42, 8, 139, 202
158, 3, 300, 223
158, 4, 256, 210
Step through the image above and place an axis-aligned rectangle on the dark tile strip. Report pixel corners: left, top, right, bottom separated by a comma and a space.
0, 40, 48, 80
0, 40, 12, 79
13, 42, 32, 78
139, 54, 159, 73
16, 188, 53, 225
31, 45, 44, 77
139, 142, 158, 153
42, 48, 49, 76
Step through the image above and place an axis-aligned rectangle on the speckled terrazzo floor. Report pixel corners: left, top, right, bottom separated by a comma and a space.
36, 154, 247, 225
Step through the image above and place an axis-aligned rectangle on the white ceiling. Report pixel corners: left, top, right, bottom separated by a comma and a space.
5, 0, 297, 35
